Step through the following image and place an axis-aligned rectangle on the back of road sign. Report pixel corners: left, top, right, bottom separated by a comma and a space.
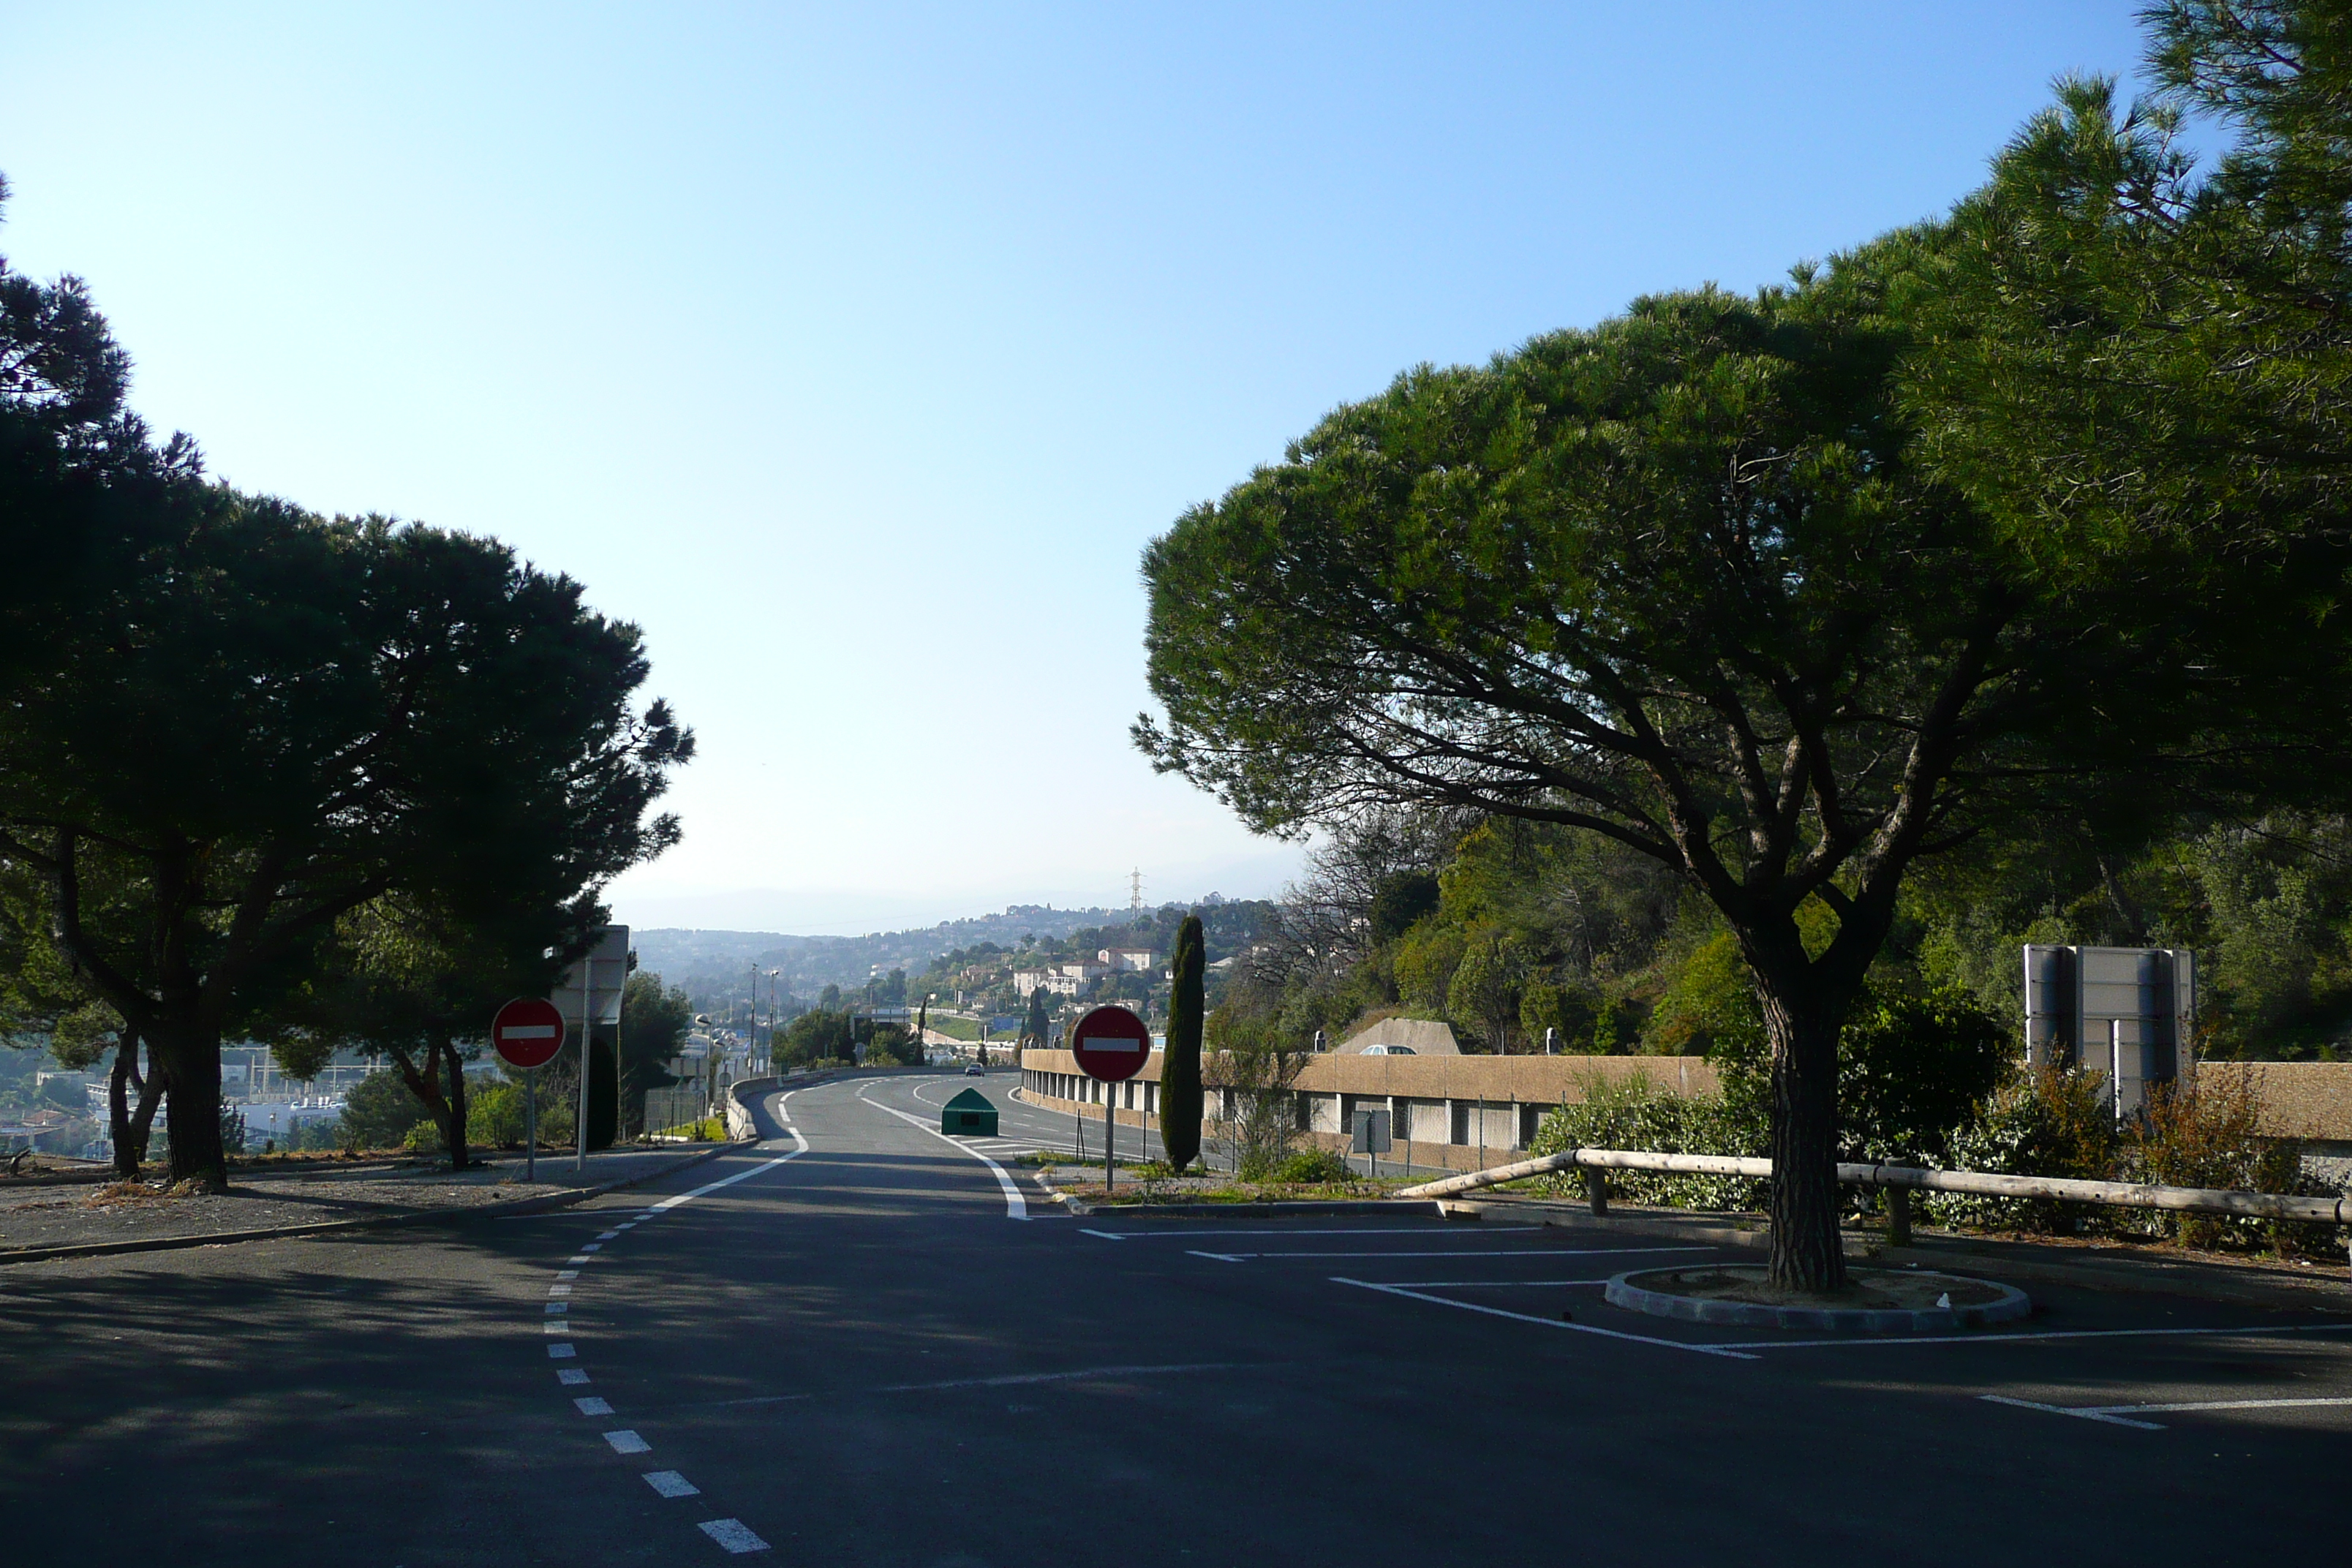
941, 1087, 998, 1137
1351, 1109, 1392, 1155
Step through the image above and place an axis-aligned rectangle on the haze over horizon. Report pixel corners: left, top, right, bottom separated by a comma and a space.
0, 3, 2155, 936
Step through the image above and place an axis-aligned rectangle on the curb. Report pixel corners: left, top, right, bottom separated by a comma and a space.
0, 1139, 751, 1268
1604, 1265, 2034, 1332
1048, 1189, 1431, 1219
1441, 1195, 2352, 1313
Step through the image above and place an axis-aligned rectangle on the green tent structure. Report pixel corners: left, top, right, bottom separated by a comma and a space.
941, 1088, 998, 1137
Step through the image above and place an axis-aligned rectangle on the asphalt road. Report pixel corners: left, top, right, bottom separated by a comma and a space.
5, 1066, 2351, 1565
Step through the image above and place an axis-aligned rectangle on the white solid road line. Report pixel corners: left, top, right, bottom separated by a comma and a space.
856, 1088, 1029, 1219
1330, 1277, 1763, 1360
636, 1101, 812, 1219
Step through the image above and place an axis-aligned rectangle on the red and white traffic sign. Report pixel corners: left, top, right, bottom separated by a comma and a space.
1071, 1005, 1150, 1082
491, 996, 567, 1070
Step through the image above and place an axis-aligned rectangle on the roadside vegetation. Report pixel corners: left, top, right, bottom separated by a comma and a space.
1140, 4, 2352, 1291
0, 176, 692, 1188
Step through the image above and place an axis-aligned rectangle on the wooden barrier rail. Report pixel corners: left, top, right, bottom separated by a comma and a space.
1397, 1147, 2352, 1227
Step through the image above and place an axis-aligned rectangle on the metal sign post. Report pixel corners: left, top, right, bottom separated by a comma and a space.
551, 927, 629, 1175
491, 997, 567, 1184
1070, 1005, 1150, 1191
1351, 1108, 1392, 1180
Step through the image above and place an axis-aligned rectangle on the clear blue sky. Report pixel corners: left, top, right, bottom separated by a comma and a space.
0, 2, 2155, 933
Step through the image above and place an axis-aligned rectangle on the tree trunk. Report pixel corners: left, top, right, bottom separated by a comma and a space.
1758, 983, 1849, 1294
442, 1034, 470, 1170
108, 1033, 140, 1177
388, 1040, 460, 1166
127, 1060, 166, 1170
151, 1021, 227, 1191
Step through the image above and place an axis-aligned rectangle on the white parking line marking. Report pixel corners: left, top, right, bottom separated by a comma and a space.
1188, 1251, 1246, 1262
644, 1470, 701, 1498
1979, 1395, 2166, 1429
574, 1396, 614, 1416
2102, 1394, 2352, 1414
1331, 1278, 1762, 1360
603, 1429, 652, 1454
1720, 1322, 2352, 1352
548, 1343, 576, 1359
858, 1091, 1028, 1219
558, 1368, 591, 1385
1079, 1229, 1127, 1241
698, 1518, 770, 1553
1980, 1391, 2352, 1431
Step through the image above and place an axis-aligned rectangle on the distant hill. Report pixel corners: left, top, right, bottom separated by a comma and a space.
632, 902, 1202, 1011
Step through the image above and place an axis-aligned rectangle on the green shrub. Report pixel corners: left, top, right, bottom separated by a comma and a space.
2121, 1072, 2341, 1256
1925, 1066, 2117, 1230
401, 1118, 442, 1153
1711, 984, 2011, 1164
1528, 1074, 1767, 1210
1270, 1147, 1354, 1184
468, 1082, 528, 1147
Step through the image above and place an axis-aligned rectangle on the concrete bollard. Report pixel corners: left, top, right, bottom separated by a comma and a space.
1888, 1183, 1912, 1248
1583, 1166, 1609, 1217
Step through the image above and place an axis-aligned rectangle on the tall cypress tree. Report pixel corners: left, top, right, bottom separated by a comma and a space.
1160, 914, 1205, 1172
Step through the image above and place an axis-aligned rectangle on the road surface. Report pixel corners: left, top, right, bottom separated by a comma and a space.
5, 1066, 2349, 1564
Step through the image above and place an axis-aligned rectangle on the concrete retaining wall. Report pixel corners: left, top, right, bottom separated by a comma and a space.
1017, 1049, 1716, 1172
1017, 1049, 2352, 1170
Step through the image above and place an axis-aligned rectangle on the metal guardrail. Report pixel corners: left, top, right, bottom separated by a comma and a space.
1396, 1147, 2352, 1227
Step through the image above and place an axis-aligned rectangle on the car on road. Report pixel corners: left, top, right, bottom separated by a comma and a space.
964, 1065, 984, 1076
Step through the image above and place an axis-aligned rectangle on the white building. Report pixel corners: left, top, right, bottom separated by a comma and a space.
1097, 947, 1157, 973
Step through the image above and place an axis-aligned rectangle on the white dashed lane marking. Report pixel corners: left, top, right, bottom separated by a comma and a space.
538, 1092, 815, 1556
698, 1518, 771, 1554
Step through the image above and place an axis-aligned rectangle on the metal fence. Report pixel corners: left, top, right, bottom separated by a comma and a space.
642, 1086, 714, 1139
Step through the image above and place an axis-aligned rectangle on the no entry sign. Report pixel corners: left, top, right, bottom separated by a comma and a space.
1071, 1005, 1150, 1082
491, 996, 567, 1070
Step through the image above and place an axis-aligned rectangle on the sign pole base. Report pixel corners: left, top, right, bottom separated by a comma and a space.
526, 1068, 538, 1185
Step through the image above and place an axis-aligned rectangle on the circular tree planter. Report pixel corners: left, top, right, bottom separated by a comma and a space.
1606, 1264, 2030, 1332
